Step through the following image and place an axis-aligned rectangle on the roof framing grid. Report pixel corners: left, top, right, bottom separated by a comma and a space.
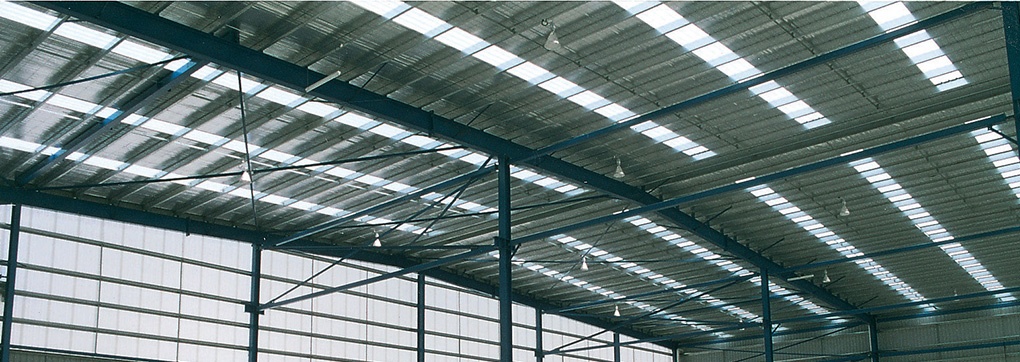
30, 0, 865, 318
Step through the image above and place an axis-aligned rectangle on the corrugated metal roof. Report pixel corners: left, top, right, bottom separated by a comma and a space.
0, 0, 1017, 345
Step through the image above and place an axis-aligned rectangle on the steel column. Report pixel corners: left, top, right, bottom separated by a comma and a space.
761, 268, 774, 362
868, 317, 879, 362
417, 273, 426, 362
247, 241, 262, 362
0, 205, 21, 362
497, 155, 513, 362
1002, 2, 1020, 138
536, 309, 544, 361
613, 332, 621, 362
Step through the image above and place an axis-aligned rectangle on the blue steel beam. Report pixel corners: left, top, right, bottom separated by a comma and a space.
16, 59, 205, 185
0, 186, 670, 348
783, 224, 1020, 274
497, 156, 513, 362
0, 205, 21, 362
761, 269, 774, 362
521, 2, 991, 163
514, 114, 1008, 247
1002, 3, 1020, 141
775, 286, 1020, 325
32, 1, 864, 316
417, 273, 426, 362
881, 339, 1020, 358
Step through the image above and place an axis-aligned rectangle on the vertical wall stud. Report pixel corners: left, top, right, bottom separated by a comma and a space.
869, 317, 880, 362
418, 273, 426, 362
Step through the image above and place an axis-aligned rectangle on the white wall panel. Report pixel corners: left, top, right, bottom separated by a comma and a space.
12, 324, 96, 352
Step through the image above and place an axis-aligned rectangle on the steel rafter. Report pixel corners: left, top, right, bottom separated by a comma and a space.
32, 0, 861, 318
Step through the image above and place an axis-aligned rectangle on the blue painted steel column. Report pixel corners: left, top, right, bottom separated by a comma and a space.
247, 242, 262, 362
497, 156, 513, 361
868, 317, 880, 362
613, 332, 621, 362
1003, 2, 1020, 137
536, 308, 544, 361
761, 268, 774, 362
0, 205, 21, 362
418, 273, 426, 362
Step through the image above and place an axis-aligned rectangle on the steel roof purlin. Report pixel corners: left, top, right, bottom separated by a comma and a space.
31, 0, 864, 321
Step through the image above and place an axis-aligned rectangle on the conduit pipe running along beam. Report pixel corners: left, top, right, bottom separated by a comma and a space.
0, 187, 667, 347
33, 0, 862, 317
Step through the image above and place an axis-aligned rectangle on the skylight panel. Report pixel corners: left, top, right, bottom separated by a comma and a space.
335, 112, 377, 129
665, 25, 712, 49
140, 119, 188, 136
472, 45, 524, 71
46, 94, 99, 114
0, 2, 58, 30
297, 102, 339, 118
691, 42, 738, 67
851, 157, 1015, 302
53, 22, 118, 49
434, 27, 488, 54
538, 77, 583, 98
396, 135, 433, 149
860, 2, 966, 91
256, 86, 305, 106
368, 123, 410, 140
716, 59, 759, 81
351, 0, 410, 19
111, 40, 171, 64
867, 2, 916, 31
392, 7, 451, 37
746, 184, 929, 304
182, 130, 227, 145
122, 164, 162, 179
621, 2, 830, 129
506, 61, 555, 84
900, 40, 941, 63
354, 174, 386, 186
211, 72, 263, 93
635, 4, 688, 33
82, 156, 127, 171
915, 56, 955, 78
567, 90, 610, 110
593, 103, 637, 122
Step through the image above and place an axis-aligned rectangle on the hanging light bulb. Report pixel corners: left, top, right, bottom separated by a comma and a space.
581, 256, 589, 271
822, 270, 831, 283
613, 305, 621, 317
240, 165, 252, 183
839, 199, 850, 217
613, 157, 625, 179
544, 21, 561, 51
372, 231, 382, 247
